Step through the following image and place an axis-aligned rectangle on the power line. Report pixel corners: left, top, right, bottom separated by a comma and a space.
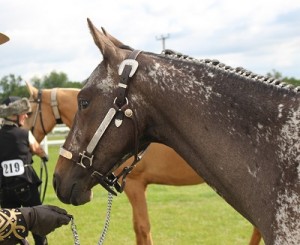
156, 34, 170, 50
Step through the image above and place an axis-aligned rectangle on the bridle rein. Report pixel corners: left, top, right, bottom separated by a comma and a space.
59, 50, 145, 196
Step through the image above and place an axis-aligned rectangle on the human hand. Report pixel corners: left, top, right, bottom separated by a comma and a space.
41, 155, 49, 162
20, 205, 72, 236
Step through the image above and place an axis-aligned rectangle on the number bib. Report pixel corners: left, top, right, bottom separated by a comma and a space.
1, 159, 25, 177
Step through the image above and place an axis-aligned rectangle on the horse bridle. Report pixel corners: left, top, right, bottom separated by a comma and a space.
30, 89, 47, 135
29, 88, 64, 202
30, 88, 63, 135
59, 50, 146, 196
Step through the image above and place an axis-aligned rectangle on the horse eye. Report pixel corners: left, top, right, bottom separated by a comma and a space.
78, 99, 89, 110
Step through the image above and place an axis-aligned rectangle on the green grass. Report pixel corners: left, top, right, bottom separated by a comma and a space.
27, 144, 264, 245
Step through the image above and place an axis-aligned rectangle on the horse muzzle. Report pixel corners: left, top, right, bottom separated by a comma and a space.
53, 173, 93, 205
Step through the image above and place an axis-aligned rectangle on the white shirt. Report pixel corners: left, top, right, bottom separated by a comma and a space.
28, 130, 37, 145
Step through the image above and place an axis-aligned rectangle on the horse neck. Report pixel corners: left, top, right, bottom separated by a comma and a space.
135, 59, 300, 230
56, 88, 79, 128
136, 58, 300, 185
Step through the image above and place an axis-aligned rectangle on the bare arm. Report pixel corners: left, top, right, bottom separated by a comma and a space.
28, 131, 47, 158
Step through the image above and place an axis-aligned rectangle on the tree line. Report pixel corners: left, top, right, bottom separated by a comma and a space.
0, 69, 300, 103
266, 69, 300, 87
0, 71, 83, 102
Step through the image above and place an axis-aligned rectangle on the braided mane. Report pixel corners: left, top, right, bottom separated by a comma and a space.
161, 49, 300, 93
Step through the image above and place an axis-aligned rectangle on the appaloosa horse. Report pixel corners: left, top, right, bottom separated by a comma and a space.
54, 19, 300, 244
25, 82, 262, 244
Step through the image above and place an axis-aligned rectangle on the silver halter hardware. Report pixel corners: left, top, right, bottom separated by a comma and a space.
59, 107, 117, 169
118, 59, 139, 77
113, 97, 128, 127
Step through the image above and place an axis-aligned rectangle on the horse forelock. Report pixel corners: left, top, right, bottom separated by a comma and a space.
161, 49, 300, 94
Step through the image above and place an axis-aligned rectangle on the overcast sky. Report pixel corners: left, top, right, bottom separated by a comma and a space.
1, 0, 300, 83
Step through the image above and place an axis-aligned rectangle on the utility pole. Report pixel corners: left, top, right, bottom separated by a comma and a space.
156, 34, 170, 50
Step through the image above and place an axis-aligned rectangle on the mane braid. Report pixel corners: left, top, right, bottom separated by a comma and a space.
161, 49, 300, 93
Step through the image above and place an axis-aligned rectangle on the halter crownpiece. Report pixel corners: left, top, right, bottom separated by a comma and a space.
114, 49, 141, 127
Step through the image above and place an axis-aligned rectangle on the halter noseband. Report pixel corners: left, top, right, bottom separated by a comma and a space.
59, 50, 145, 196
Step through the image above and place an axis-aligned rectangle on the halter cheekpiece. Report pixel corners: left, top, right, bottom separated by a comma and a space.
59, 50, 143, 195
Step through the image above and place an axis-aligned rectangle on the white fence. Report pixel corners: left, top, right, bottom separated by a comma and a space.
51, 124, 70, 134
41, 137, 65, 154
40, 125, 69, 154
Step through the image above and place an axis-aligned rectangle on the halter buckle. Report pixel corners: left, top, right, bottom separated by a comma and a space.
118, 59, 139, 77
78, 151, 94, 169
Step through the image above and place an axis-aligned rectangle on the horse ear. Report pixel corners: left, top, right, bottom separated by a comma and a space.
101, 27, 125, 48
25, 81, 38, 98
87, 18, 118, 58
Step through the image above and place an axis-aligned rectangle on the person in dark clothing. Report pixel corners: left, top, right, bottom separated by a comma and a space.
0, 32, 72, 245
0, 96, 50, 245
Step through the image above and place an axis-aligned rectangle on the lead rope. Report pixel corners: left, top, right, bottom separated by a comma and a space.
71, 218, 80, 245
98, 191, 113, 245
70, 191, 114, 245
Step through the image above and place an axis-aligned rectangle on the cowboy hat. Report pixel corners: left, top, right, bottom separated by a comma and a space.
0, 32, 10, 45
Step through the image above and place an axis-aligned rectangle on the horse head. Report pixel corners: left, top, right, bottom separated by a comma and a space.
53, 19, 151, 205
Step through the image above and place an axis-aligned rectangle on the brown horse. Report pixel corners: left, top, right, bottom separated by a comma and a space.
54, 19, 300, 244
25, 82, 262, 244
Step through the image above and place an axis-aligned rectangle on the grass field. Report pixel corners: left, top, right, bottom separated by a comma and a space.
26, 144, 264, 245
